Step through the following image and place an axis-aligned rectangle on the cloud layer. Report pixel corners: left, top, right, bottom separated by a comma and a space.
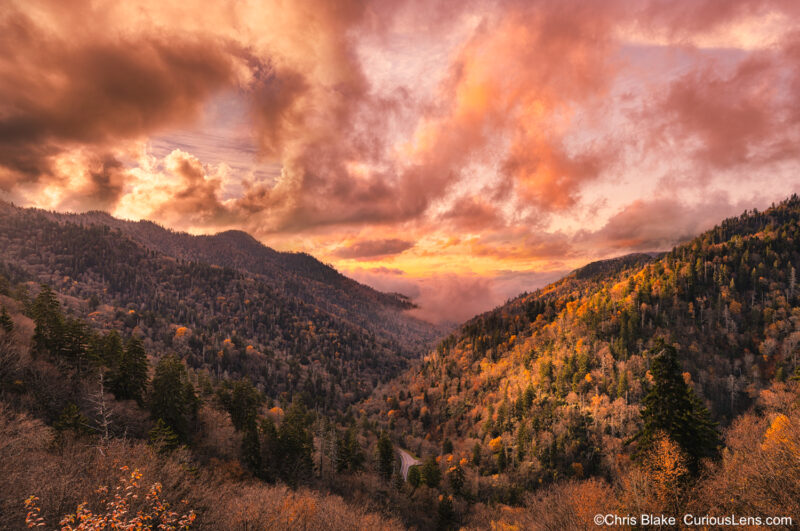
2, 0, 800, 322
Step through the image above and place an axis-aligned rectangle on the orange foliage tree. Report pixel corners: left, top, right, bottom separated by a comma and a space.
25, 466, 195, 530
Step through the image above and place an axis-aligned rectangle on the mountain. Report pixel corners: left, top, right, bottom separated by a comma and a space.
11, 205, 440, 350
363, 195, 800, 499
2, 197, 800, 530
0, 201, 443, 408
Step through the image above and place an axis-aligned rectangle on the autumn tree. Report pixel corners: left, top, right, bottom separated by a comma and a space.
24, 467, 195, 529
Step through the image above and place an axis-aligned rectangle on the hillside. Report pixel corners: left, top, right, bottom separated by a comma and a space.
0, 202, 442, 409
9, 204, 440, 352
363, 195, 800, 500
1, 197, 799, 530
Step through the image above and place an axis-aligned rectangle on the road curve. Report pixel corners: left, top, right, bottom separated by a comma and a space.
398, 448, 421, 481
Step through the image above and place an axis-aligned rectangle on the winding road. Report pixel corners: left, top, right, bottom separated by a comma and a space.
398, 448, 421, 481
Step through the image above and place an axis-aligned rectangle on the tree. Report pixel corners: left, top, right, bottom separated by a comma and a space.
376, 431, 394, 481
472, 442, 482, 467
25, 467, 195, 529
641, 432, 690, 515
336, 426, 364, 473
53, 403, 91, 443
274, 400, 313, 487
31, 285, 63, 356
442, 438, 453, 455
260, 416, 279, 482
632, 341, 720, 472
242, 418, 262, 477
447, 463, 465, 495
148, 418, 179, 453
61, 318, 90, 371
408, 465, 421, 488
149, 355, 197, 442
437, 495, 456, 531
109, 337, 148, 403
0, 306, 13, 334
421, 457, 441, 488
216, 378, 262, 431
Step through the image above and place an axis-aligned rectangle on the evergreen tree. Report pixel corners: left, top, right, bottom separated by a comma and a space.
61, 318, 90, 371
260, 416, 279, 482
336, 426, 364, 473
242, 418, 262, 477
149, 355, 197, 443
447, 463, 465, 495
274, 400, 313, 487
407, 465, 421, 488
54, 403, 91, 441
632, 340, 720, 472
148, 418, 180, 453
109, 337, 149, 403
0, 305, 13, 334
31, 285, 64, 356
216, 378, 263, 431
420, 456, 441, 488
442, 438, 453, 455
95, 330, 123, 368
471, 442, 482, 467
376, 431, 394, 481
437, 495, 456, 531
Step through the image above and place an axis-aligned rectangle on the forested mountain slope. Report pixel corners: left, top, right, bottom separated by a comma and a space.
2, 202, 441, 352
364, 195, 800, 495
0, 202, 441, 409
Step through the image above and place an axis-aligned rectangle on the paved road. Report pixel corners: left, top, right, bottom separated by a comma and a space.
398, 448, 421, 481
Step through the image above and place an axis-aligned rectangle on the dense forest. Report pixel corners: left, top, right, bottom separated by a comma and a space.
1, 197, 800, 529
0, 201, 442, 411
358, 195, 800, 527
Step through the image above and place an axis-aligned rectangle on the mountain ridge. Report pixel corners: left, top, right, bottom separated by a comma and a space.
361, 194, 800, 497
0, 201, 444, 409
0, 201, 443, 352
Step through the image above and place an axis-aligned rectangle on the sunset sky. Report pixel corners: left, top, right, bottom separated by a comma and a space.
2, 0, 800, 322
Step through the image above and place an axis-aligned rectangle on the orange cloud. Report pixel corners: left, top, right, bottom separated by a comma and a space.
333, 238, 415, 259
2, 0, 800, 324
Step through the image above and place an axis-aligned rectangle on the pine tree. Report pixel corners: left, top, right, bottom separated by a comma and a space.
31, 285, 64, 356
148, 418, 180, 453
109, 337, 148, 403
420, 456, 441, 488
260, 416, 279, 482
216, 377, 263, 431
407, 465, 421, 488
447, 463, 465, 495
471, 442, 482, 467
274, 400, 313, 487
376, 431, 394, 481
632, 340, 720, 473
54, 402, 91, 440
0, 306, 13, 334
437, 495, 456, 531
149, 355, 197, 443
336, 426, 364, 473
242, 418, 262, 477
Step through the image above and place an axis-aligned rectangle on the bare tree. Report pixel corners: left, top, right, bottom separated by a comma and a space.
88, 371, 114, 448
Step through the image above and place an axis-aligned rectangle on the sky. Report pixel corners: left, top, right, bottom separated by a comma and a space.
1, 0, 800, 323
